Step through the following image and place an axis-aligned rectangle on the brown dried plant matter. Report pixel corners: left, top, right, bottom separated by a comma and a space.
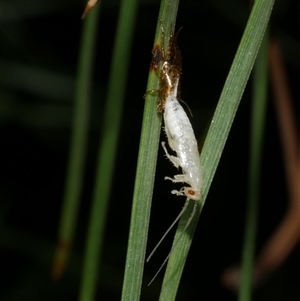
149, 29, 182, 112
221, 38, 300, 291
81, 0, 99, 19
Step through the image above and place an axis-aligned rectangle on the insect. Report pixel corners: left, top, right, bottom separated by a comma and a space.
146, 26, 203, 285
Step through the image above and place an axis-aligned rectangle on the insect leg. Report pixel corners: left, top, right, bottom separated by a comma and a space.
161, 141, 180, 168
171, 187, 185, 196
164, 174, 187, 183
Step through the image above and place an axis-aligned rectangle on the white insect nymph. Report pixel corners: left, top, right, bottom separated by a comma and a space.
163, 92, 202, 201
157, 30, 202, 201
146, 28, 202, 286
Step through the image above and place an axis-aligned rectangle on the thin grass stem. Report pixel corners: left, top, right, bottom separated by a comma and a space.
120, 1, 180, 300
159, 1, 274, 300
238, 30, 269, 301
78, 0, 139, 300
51, 4, 100, 279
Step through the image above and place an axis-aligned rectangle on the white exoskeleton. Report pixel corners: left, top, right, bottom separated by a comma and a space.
163, 90, 202, 201
146, 27, 203, 285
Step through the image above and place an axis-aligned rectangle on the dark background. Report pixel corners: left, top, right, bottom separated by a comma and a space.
1, 0, 299, 300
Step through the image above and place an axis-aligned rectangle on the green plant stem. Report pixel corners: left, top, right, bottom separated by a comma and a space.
120, 1, 180, 301
159, 1, 274, 300
238, 30, 268, 301
52, 4, 100, 278
79, 0, 139, 300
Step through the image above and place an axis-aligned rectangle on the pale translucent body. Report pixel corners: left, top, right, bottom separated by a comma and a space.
163, 94, 202, 200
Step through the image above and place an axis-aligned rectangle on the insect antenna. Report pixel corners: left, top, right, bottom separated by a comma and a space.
178, 98, 193, 117
146, 198, 190, 262
147, 199, 198, 286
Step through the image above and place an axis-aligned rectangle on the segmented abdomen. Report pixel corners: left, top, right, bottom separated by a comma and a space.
164, 96, 202, 190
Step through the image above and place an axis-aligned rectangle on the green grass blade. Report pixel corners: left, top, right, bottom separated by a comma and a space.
159, 0, 275, 300
120, 1, 180, 301
51, 4, 100, 279
78, 0, 139, 300
238, 30, 269, 301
